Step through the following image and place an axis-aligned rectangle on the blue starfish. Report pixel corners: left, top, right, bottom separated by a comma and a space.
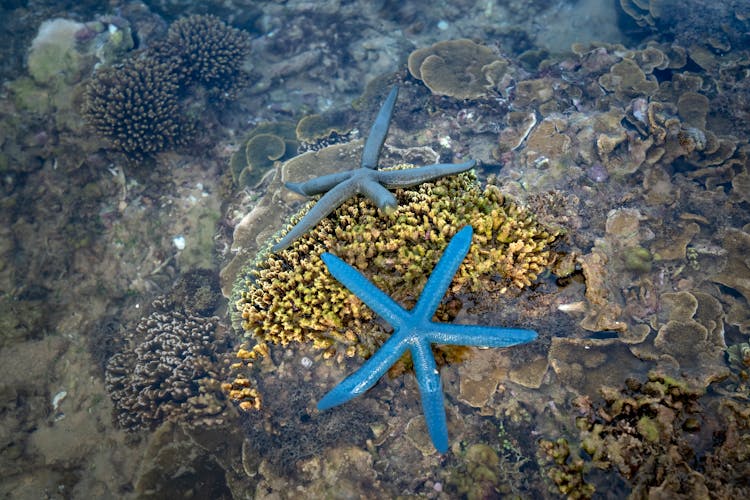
272, 86, 476, 251
317, 226, 538, 453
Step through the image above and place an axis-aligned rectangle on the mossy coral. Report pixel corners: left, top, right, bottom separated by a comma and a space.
571, 372, 713, 497
233, 167, 559, 358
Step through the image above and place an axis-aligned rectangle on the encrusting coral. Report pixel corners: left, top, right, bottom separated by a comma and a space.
233, 168, 559, 359
81, 58, 190, 160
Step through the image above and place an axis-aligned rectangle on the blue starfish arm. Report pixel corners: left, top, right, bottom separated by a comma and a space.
361, 86, 399, 169
379, 160, 476, 188
272, 180, 360, 251
284, 171, 353, 196
320, 252, 407, 327
358, 177, 398, 212
317, 329, 412, 410
411, 337, 450, 453
426, 323, 538, 347
412, 226, 473, 320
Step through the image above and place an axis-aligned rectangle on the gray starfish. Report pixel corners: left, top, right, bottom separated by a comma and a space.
272, 86, 476, 252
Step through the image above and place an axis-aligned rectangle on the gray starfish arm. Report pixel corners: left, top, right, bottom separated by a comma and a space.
411, 337, 449, 453
321, 251, 406, 326
317, 329, 411, 410
379, 160, 476, 188
285, 170, 353, 196
412, 225, 473, 320
358, 178, 398, 212
272, 180, 358, 251
426, 323, 538, 347
361, 86, 398, 169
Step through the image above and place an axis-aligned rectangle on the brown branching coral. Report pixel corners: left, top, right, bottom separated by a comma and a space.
233, 168, 559, 359
104, 298, 231, 431
81, 58, 191, 159
159, 14, 251, 98
81, 14, 252, 159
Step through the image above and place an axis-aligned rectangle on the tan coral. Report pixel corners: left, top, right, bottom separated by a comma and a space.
653, 291, 728, 387
230, 121, 298, 187
599, 58, 659, 100
712, 229, 750, 303
408, 39, 514, 99
577, 248, 627, 333
677, 91, 710, 129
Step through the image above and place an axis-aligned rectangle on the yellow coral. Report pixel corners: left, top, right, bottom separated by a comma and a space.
233, 166, 559, 359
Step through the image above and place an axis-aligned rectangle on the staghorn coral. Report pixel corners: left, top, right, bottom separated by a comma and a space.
81, 58, 191, 160
105, 298, 232, 431
233, 167, 559, 358
158, 14, 251, 98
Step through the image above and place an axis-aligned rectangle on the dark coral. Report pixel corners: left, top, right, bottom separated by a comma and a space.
81, 58, 191, 159
159, 14, 251, 98
104, 298, 229, 431
568, 373, 720, 497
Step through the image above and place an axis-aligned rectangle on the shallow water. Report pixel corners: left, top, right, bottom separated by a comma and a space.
1, 0, 749, 498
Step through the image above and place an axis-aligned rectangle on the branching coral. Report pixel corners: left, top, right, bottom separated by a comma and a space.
81, 14, 252, 159
233, 168, 559, 358
159, 14, 251, 98
105, 298, 231, 431
81, 58, 190, 159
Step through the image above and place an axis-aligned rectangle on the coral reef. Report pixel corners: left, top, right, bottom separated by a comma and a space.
81, 58, 190, 160
447, 441, 532, 498
105, 297, 231, 431
233, 168, 559, 359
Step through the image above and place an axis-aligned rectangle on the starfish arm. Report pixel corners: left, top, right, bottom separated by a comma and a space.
412, 226, 473, 321
361, 86, 398, 169
358, 177, 398, 212
285, 171, 353, 196
411, 337, 449, 453
317, 329, 411, 410
379, 160, 476, 188
426, 322, 538, 347
272, 180, 358, 251
320, 252, 408, 326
